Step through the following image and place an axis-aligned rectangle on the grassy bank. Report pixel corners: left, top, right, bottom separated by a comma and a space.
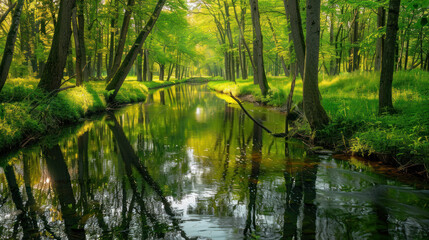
208, 70, 429, 175
0, 77, 207, 154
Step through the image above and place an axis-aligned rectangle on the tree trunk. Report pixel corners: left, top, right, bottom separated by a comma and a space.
143, 49, 148, 81
72, 9, 83, 86
0, 0, 24, 93
105, 0, 166, 101
232, 0, 255, 76
303, 0, 330, 130
159, 63, 165, 81
283, 0, 305, 79
37, 0, 76, 92
107, 0, 118, 76
148, 61, 153, 82
97, 53, 102, 80
136, 50, 143, 82
404, 37, 409, 70
352, 8, 360, 71
77, 0, 88, 82
249, 0, 269, 96
329, 13, 336, 75
375, 6, 386, 71
379, 0, 401, 114
105, 0, 135, 84
224, 0, 235, 82
0, 2, 16, 26
167, 63, 173, 81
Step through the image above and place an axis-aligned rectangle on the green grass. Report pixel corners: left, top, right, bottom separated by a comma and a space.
208, 70, 429, 170
0, 75, 218, 153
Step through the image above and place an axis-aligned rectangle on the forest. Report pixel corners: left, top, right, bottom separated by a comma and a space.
0, 0, 428, 239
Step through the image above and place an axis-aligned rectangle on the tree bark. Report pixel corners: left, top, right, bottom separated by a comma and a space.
351, 8, 360, 71
72, 9, 83, 86
0, 0, 24, 93
283, 0, 305, 79
107, 0, 118, 76
105, 0, 135, 84
375, 6, 386, 71
249, 0, 269, 96
159, 63, 165, 81
97, 53, 102, 80
77, 0, 88, 81
105, 0, 166, 101
303, 0, 330, 130
231, 0, 255, 76
329, 12, 336, 75
136, 50, 143, 82
224, 0, 235, 82
37, 0, 76, 92
379, 0, 401, 114
143, 49, 149, 81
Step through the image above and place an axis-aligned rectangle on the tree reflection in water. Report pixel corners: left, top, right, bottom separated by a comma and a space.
0, 84, 428, 239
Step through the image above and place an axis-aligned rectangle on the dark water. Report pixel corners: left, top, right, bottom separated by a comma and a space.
0, 84, 428, 239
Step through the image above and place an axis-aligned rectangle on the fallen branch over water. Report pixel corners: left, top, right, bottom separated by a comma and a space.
229, 92, 287, 138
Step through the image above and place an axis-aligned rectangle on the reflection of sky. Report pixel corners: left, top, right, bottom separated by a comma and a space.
170, 148, 243, 239
1, 84, 429, 239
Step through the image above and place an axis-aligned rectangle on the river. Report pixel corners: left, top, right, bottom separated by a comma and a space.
0, 84, 428, 239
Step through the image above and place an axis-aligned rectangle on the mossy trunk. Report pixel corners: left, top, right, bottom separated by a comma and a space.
0, 0, 24, 93
303, 0, 330, 130
37, 0, 76, 92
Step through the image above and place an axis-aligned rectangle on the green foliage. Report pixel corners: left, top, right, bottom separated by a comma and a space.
0, 77, 153, 153
208, 71, 429, 166
0, 77, 42, 102
0, 102, 43, 150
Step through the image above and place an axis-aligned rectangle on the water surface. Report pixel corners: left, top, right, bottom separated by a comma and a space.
0, 84, 428, 239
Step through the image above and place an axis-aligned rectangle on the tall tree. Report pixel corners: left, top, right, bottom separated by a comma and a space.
0, 0, 24, 93
72, 8, 84, 86
379, 0, 401, 114
37, 0, 76, 92
105, 0, 167, 101
375, 5, 386, 71
76, 0, 88, 82
303, 0, 329, 130
283, 0, 305, 79
249, 0, 269, 96
105, 0, 135, 84
350, 8, 360, 71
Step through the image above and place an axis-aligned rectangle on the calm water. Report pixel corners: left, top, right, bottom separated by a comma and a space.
0, 84, 428, 239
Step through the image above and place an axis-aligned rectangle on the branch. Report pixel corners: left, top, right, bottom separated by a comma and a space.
0, 2, 16, 26
229, 92, 288, 138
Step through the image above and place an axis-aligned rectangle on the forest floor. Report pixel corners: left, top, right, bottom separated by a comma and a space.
0, 77, 209, 154
208, 70, 429, 177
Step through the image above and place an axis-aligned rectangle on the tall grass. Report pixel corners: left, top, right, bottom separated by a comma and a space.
208, 70, 429, 168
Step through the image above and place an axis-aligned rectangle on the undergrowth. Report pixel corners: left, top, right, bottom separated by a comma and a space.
208, 70, 429, 170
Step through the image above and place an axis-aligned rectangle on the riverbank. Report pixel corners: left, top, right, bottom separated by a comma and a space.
0, 77, 211, 154
208, 70, 429, 177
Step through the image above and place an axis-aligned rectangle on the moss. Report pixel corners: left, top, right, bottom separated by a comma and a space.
0, 77, 147, 153
0, 76, 221, 154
